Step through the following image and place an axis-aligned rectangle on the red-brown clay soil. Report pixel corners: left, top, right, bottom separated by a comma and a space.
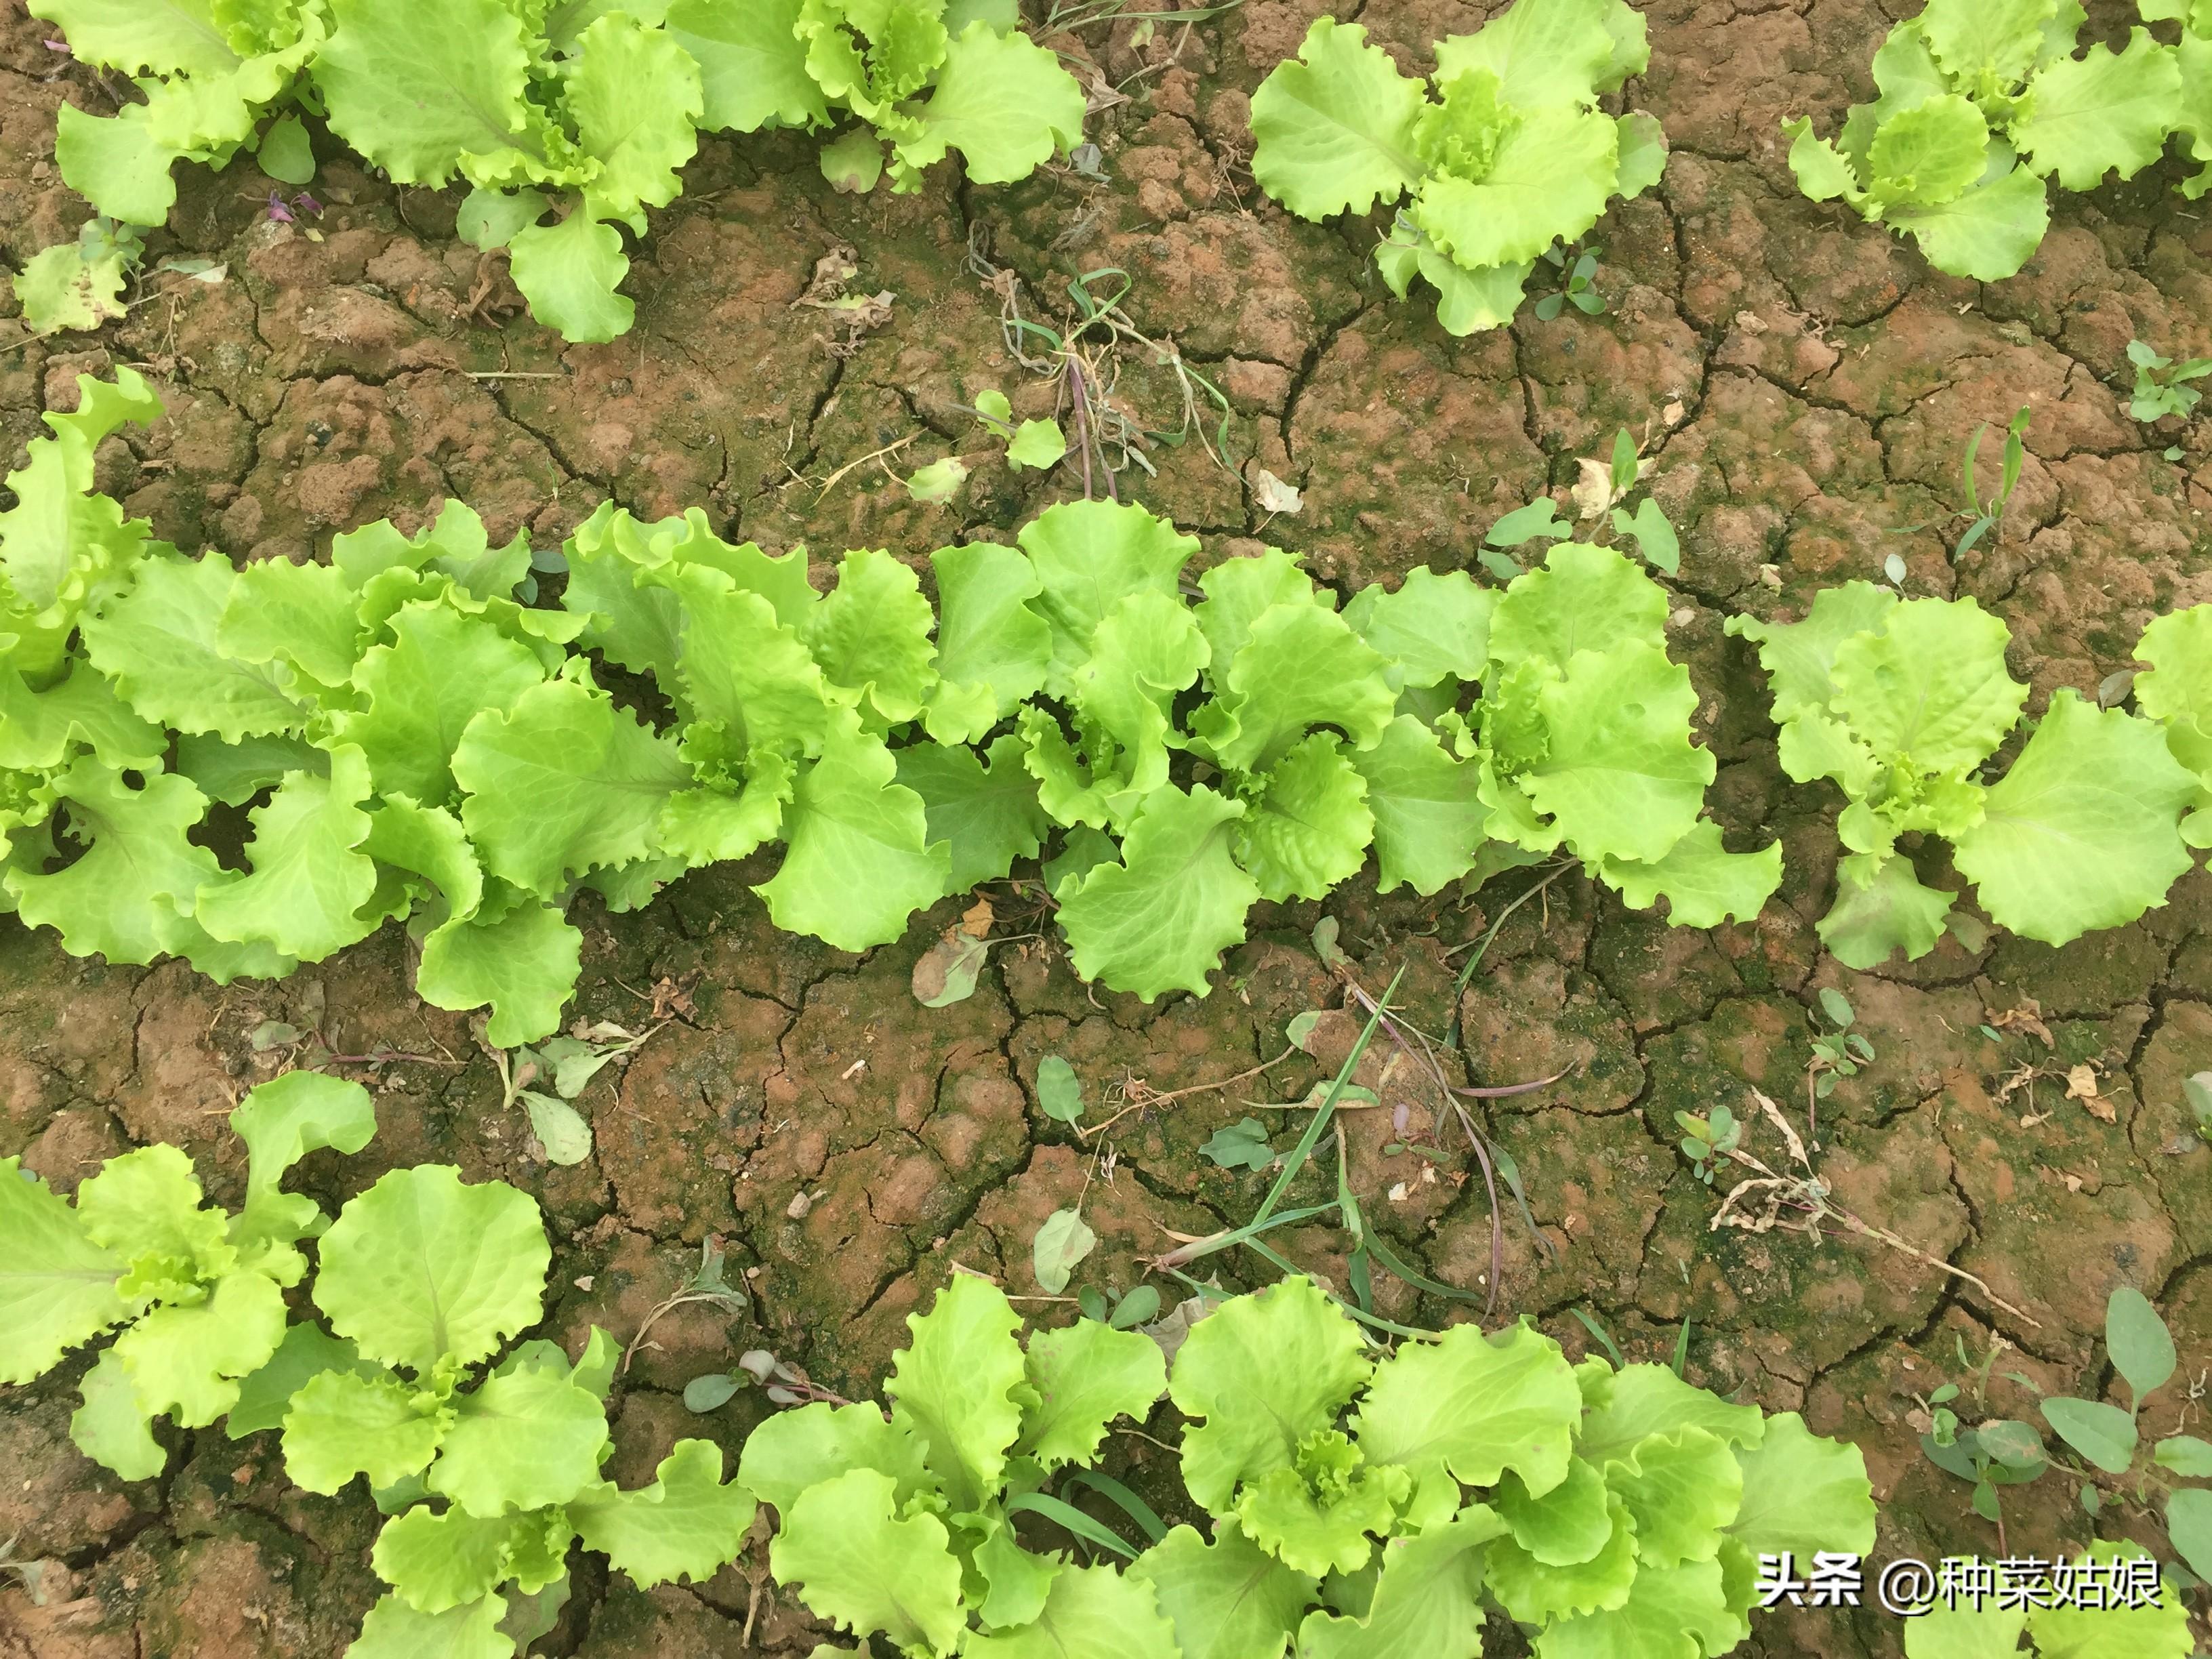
3, 0, 2211, 1654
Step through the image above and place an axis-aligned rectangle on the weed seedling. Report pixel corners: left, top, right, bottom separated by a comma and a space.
1952, 405, 2032, 560
1675, 1103, 1741, 1185
2127, 340, 2211, 424
1534, 246, 1607, 321
1807, 987, 1875, 1101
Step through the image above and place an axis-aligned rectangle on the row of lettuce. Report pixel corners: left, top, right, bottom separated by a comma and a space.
22, 0, 1084, 340
7, 1074, 2194, 1658
1, 369, 2209, 1042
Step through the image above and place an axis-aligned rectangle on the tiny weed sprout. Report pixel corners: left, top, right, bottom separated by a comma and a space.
1785, 0, 2202, 281
2128, 339, 2212, 422
1675, 1104, 1741, 1185
1806, 987, 1875, 1101
1248, 2, 1666, 335
1534, 246, 1607, 321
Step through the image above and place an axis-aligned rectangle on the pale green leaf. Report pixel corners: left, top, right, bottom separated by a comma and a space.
755, 731, 951, 950
1248, 18, 1427, 220
215, 558, 361, 691
1347, 715, 1489, 896
416, 887, 583, 1048
70, 1347, 166, 1480
1017, 499, 1197, 697
1953, 691, 2196, 946
30, 0, 241, 75
194, 743, 380, 962
227, 1322, 374, 1437
1887, 163, 2050, 283
665, 0, 827, 132
1917, 0, 2056, 87
1490, 541, 1670, 675
3, 758, 225, 966
1537, 1557, 1746, 1659
1574, 1362, 1766, 1462
736, 1399, 933, 1516
1193, 549, 1326, 676
1016, 1317, 1167, 1471
1484, 1489, 1636, 1622
228, 1070, 377, 1266
82, 553, 306, 740
53, 105, 181, 226
1599, 1425, 1740, 1567
1433, 0, 1622, 107
571, 12, 702, 224
1830, 595, 2025, 773
1818, 851, 1957, 968
1343, 567, 1494, 692
896, 734, 1048, 893
1412, 104, 1620, 271
1724, 581, 1898, 722
1236, 735, 1375, 904
1233, 1435, 1406, 1577
1867, 94, 1988, 207
1353, 1319, 1580, 1496
1069, 590, 1208, 802
317, 0, 541, 187
1196, 605, 1395, 777
348, 1591, 513, 1659
337, 600, 547, 805
929, 541, 1051, 722
886, 1273, 1027, 1513
374, 1505, 541, 1614
73, 1141, 229, 1284
963, 1561, 1179, 1659
115, 1266, 287, 1427
1595, 821, 1782, 928
0, 1164, 125, 1376
1130, 1521, 1315, 1659
1784, 117, 1867, 204
428, 1370, 609, 1517
2026, 1541, 2192, 1659
1170, 1277, 1369, 1514
896, 22, 1086, 184
1008, 420, 1066, 471
1057, 784, 1261, 1001
1725, 1412, 1877, 1557
314, 1165, 548, 1376
12, 240, 129, 335
804, 547, 939, 726
1521, 642, 1713, 864
571, 1439, 756, 1588
1294, 1506, 1507, 1659
281, 1368, 446, 1494
769, 1467, 966, 1657
455, 675, 690, 893
2015, 30, 2182, 190
1492, 1456, 1611, 1567
508, 211, 634, 344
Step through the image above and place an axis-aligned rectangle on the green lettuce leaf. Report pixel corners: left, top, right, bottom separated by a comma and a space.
665, 0, 827, 132
569, 10, 703, 228
571, 1439, 757, 1588
1015, 1316, 1167, 1471
508, 211, 634, 344
770, 1467, 967, 1657
1248, 18, 1427, 220
426, 1369, 609, 1517
755, 729, 951, 949
963, 1561, 1180, 1659
1131, 1520, 1315, 1659
2015, 29, 2182, 190
1057, 785, 1261, 1000
313, 1165, 548, 1376
895, 21, 1086, 186
1170, 1277, 1370, 1515
70, 1347, 166, 1480
736, 1399, 933, 1516
1293, 1506, 1507, 1659
0, 1155, 127, 1385
1236, 735, 1376, 904
1348, 715, 1490, 895
1353, 1319, 1580, 1498
885, 1273, 1027, 1513
337, 600, 548, 806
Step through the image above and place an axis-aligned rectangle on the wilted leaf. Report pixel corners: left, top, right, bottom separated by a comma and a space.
907, 457, 970, 504
521, 1091, 592, 1164
2066, 1065, 2114, 1123
1033, 1208, 1097, 1294
913, 930, 989, 1008
1038, 1056, 1084, 1124
1250, 467, 1305, 516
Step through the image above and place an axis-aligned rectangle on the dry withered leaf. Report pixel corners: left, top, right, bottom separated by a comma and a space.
2066, 1064, 2115, 1123
1990, 1001, 2054, 1046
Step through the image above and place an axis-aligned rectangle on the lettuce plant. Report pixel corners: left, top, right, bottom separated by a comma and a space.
0, 1071, 376, 1480
1, 372, 1774, 1046
1246, 2, 1667, 335
1728, 586, 2203, 967
270, 1164, 756, 1657
743, 1272, 1879, 1658
28, 0, 1084, 343
1783, 0, 2190, 281
2150, 0, 2212, 197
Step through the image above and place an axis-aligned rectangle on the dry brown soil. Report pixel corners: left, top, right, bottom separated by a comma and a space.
3, 0, 2211, 1654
